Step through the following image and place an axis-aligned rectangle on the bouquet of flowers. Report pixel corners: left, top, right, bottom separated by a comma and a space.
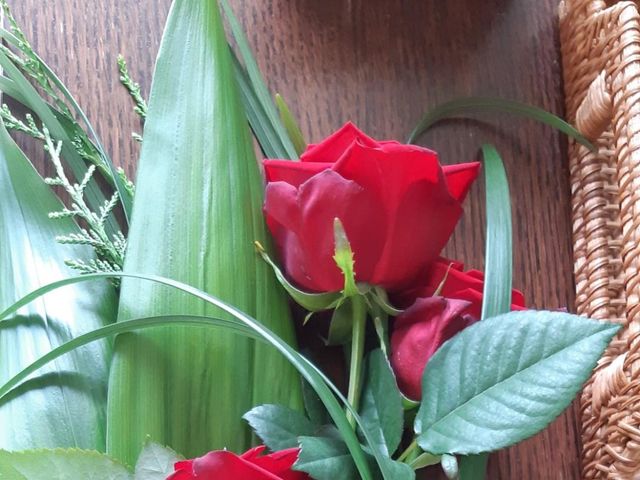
0, 1, 617, 479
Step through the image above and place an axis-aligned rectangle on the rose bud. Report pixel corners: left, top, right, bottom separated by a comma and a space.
397, 257, 526, 319
166, 446, 308, 480
390, 296, 477, 400
263, 122, 480, 293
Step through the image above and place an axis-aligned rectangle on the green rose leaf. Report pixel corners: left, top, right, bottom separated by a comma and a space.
294, 436, 357, 480
133, 440, 182, 480
360, 349, 403, 457
243, 404, 316, 451
377, 457, 415, 480
302, 380, 329, 427
0, 449, 131, 479
415, 310, 619, 455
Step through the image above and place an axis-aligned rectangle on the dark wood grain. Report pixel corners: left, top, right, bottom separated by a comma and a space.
12, 0, 579, 478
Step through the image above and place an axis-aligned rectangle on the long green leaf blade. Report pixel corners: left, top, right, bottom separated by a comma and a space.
0, 121, 116, 450
232, 53, 290, 159
480, 145, 512, 320
275, 93, 307, 155
408, 97, 594, 151
106, 0, 301, 465
220, 0, 298, 160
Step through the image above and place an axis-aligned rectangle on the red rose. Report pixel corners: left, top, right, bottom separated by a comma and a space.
263, 123, 480, 293
166, 446, 308, 480
397, 257, 526, 319
390, 296, 477, 400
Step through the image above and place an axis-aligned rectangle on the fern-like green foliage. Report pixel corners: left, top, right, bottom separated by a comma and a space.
0, 106, 44, 140
42, 128, 126, 281
0, 0, 136, 192
0, 1, 134, 279
117, 55, 147, 120
117, 55, 147, 143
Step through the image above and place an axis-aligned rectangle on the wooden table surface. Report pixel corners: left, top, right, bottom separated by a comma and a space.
13, 1, 579, 478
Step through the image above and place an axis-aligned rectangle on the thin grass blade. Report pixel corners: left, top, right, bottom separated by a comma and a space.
232, 52, 291, 159
458, 145, 513, 479
0, 273, 376, 480
220, 0, 298, 160
275, 93, 307, 155
408, 97, 594, 151
479, 144, 512, 319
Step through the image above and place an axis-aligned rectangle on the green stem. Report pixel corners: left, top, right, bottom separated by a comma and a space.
409, 452, 441, 470
397, 439, 418, 463
346, 295, 367, 428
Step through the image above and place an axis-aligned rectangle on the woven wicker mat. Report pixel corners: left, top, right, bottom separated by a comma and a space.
559, 0, 640, 478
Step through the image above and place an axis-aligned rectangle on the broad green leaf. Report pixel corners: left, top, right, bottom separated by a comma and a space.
134, 440, 182, 480
275, 93, 307, 155
377, 458, 415, 480
295, 436, 357, 480
0, 449, 131, 480
0, 273, 377, 480
105, 0, 302, 465
415, 311, 620, 455
243, 404, 316, 451
0, 121, 116, 450
407, 97, 595, 151
360, 350, 403, 457
302, 379, 329, 427
255, 241, 341, 311
220, 0, 298, 160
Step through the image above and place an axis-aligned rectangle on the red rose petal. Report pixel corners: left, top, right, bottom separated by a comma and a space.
391, 297, 475, 400
442, 162, 481, 202
262, 123, 482, 294
300, 122, 379, 163
371, 178, 463, 291
333, 141, 463, 290
397, 258, 526, 319
265, 170, 386, 292
263, 160, 333, 188
245, 448, 308, 480
192, 450, 282, 480
166, 460, 195, 480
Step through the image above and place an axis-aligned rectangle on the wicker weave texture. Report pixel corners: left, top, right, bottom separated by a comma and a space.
559, 1, 640, 478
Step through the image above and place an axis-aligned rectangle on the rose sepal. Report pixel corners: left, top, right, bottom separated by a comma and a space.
255, 241, 342, 312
